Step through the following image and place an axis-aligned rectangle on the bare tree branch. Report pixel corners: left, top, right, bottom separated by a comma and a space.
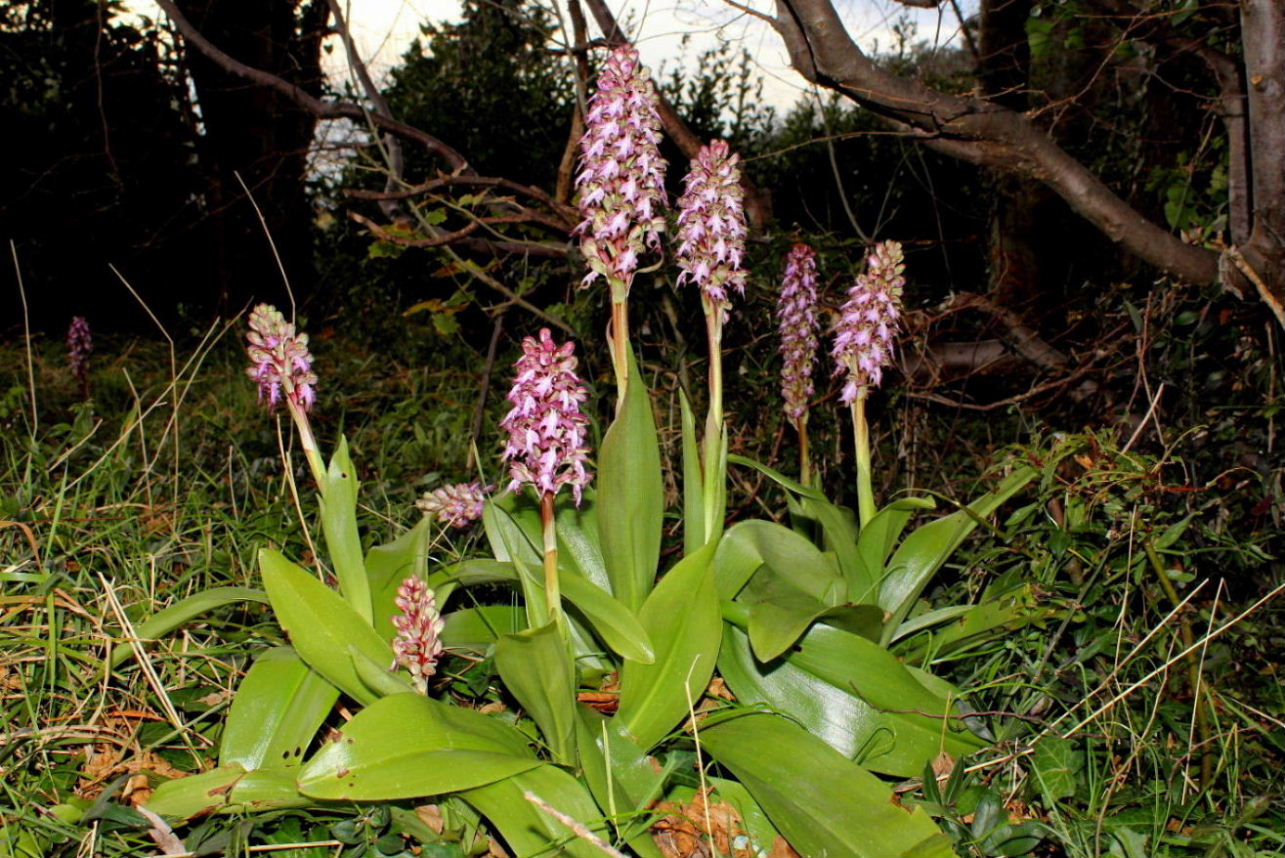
154, 0, 472, 174
770, 0, 1221, 289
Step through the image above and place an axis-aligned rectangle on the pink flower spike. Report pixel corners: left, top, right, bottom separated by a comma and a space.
391, 576, 445, 693
832, 241, 905, 403
499, 329, 593, 505
417, 482, 488, 529
676, 140, 747, 322
776, 244, 820, 422
67, 316, 92, 386
244, 304, 318, 412
575, 45, 667, 296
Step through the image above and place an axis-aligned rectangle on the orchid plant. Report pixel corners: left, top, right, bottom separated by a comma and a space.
128, 42, 1069, 858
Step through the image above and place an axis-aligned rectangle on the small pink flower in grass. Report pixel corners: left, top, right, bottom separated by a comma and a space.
391, 576, 444, 693
245, 304, 318, 411
67, 316, 92, 385
832, 241, 905, 403
417, 482, 488, 529
499, 329, 592, 505
777, 244, 820, 421
676, 140, 747, 321
575, 44, 667, 292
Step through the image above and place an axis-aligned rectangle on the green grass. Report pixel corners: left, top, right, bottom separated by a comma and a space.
1, 322, 1282, 858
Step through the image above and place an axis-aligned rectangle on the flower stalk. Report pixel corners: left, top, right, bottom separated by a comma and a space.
777, 243, 821, 485
676, 140, 747, 544
832, 241, 905, 528
499, 329, 592, 631
245, 304, 325, 485
575, 44, 667, 399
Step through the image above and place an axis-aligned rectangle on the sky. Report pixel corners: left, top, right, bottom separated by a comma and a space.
129, 0, 975, 114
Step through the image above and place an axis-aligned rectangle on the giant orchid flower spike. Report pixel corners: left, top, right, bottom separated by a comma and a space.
245, 303, 318, 413
499, 329, 592, 506
417, 482, 488, 529
245, 303, 324, 482
831, 240, 905, 528
676, 139, 747, 546
777, 243, 821, 483
676, 139, 747, 324
391, 576, 445, 694
832, 241, 904, 403
498, 328, 593, 630
576, 44, 667, 394
66, 316, 92, 395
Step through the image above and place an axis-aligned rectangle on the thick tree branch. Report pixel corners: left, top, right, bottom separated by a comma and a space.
1239, 0, 1285, 314
154, 0, 472, 174
771, 0, 1220, 288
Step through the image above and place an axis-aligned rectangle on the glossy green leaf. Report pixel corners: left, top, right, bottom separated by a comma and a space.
145, 765, 308, 819
700, 714, 954, 858
219, 646, 338, 770
480, 492, 610, 594
430, 560, 653, 663
718, 623, 984, 775
856, 497, 936, 589
298, 693, 538, 800
1031, 736, 1081, 803
880, 467, 1036, 639
714, 519, 842, 603
597, 350, 663, 612
495, 622, 576, 766
442, 604, 526, 650
367, 518, 431, 643
462, 765, 610, 858
318, 437, 371, 622
349, 643, 415, 698
618, 541, 721, 750
727, 455, 872, 596
576, 708, 670, 853
681, 389, 705, 557
259, 549, 396, 706
108, 587, 269, 669
562, 573, 654, 664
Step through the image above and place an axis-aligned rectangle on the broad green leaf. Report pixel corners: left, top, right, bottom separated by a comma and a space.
481, 492, 610, 594
575, 708, 670, 854
597, 350, 663, 612
462, 765, 610, 858
681, 390, 705, 557
790, 623, 983, 750
219, 646, 338, 770
618, 541, 721, 750
561, 573, 654, 664
495, 622, 577, 766
258, 549, 396, 706
856, 497, 936, 584
718, 623, 984, 775
318, 437, 371, 622
714, 519, 843, 603
442, 604, 526, 650
728, 455, 873, 596
430, 560, 653, 663
146, 766, 307, 819
482, 496, 541, 567
880, 468, 1036, 639
367, 518, 431, 643
700, 714, 954, 858
705, 777, 788, 858
298, 693, 538, 800
1030, 736, 1081, 803
108, 587, 269, 669
350, 643, 415, 698
719, 625, 890, 765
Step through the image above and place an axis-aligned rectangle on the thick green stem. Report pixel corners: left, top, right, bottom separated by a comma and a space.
287, 402, 327, 488
702, 308, 725, 544
795, 414, 812, 487
851, 390, 876, 528
609, 298, 630, 404
540, 493, 565, 636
